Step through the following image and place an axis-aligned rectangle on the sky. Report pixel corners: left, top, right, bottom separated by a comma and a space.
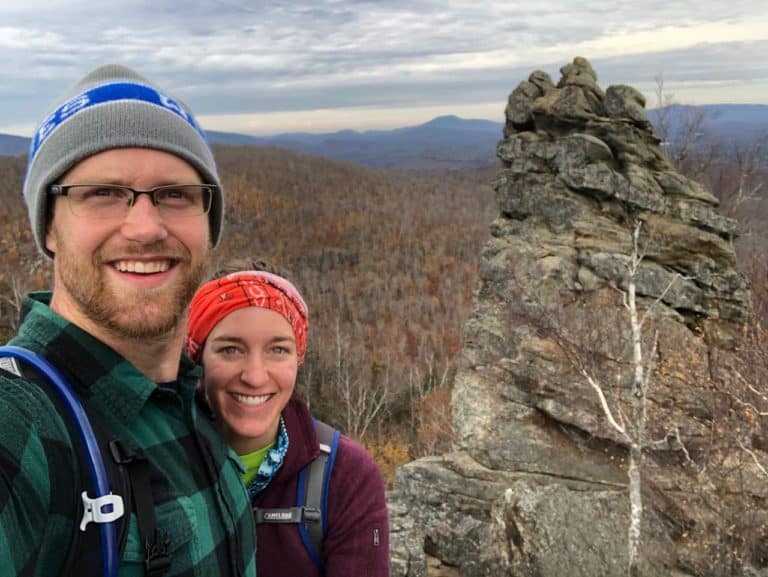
1, 0, 766, 138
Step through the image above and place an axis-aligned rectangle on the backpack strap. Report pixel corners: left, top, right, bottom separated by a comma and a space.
252, 419, 340, 570
61, 404, 134, 577
109, 440, 172, 576
0, 345, 124, 577
297, 419, 340, 569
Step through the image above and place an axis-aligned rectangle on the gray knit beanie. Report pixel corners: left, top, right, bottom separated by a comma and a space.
23, 64, 224, 258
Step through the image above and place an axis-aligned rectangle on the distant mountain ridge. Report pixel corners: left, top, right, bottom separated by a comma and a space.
205, 114, 503, 170
0, 133, 29, 156
2, 105, 767, 169
647, 104, 768, 142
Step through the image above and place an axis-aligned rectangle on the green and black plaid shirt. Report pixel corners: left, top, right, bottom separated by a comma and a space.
0, 292, 256, 576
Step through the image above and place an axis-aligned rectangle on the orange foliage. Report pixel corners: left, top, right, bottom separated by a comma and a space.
0, 146, 496, 463
364, 436, 411, 488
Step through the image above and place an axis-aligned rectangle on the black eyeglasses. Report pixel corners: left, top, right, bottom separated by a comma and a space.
48, 184, 215, 219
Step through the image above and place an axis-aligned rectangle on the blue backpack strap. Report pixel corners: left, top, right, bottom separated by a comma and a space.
296, 419, 340, 569
0, 345, 124, 577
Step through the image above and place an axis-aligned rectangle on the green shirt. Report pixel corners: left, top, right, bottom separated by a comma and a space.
0, 293, 256, 576
239, 442, 275, 487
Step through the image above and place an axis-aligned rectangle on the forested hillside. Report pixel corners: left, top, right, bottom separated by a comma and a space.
0, 146, 499, 481
1, 137, 765, 486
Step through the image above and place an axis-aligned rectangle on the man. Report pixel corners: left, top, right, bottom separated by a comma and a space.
0, 65, 255, 576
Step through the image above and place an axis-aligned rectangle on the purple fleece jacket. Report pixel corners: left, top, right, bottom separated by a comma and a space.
252, 396, 390, 576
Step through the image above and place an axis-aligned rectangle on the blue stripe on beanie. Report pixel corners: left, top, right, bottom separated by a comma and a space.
28, 81, 208, 168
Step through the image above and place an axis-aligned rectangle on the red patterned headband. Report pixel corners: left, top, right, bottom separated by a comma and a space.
186, 271, 309, 365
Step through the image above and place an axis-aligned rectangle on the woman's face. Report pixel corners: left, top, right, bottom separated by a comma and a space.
201, 306, 298, 455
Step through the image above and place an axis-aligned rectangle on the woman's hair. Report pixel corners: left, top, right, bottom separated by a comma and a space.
211, 257, 293, 281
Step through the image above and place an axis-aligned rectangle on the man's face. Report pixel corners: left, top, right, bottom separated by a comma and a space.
45, 147, 212, 340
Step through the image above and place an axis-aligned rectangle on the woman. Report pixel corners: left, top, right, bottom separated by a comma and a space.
186, 269, 389, 576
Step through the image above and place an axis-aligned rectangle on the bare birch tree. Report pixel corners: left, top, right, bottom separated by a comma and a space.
331, 320, 391, 440
623, 221, 653, 577
556, 220, 688, 576
653, 73, 718, 180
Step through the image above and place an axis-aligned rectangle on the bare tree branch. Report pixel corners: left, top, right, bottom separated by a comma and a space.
738, 439, 768, 479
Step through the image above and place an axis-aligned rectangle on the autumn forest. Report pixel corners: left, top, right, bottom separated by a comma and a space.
0, 134, 765, 485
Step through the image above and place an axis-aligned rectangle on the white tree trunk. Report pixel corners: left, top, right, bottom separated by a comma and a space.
626, 222, 647, 577
627, 442, 643, 577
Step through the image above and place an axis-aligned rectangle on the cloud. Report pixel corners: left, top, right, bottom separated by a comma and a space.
0, 0, 766, 135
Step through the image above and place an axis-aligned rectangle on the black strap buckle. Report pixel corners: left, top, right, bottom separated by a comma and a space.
145, 529, 172, 576
303, 507, 321, 523
109, 439, 145, 465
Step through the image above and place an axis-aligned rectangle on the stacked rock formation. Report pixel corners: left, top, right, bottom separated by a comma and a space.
388, 57, 763, 576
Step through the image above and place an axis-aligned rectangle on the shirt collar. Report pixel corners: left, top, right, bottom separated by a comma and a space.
12, 291, 200, 425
